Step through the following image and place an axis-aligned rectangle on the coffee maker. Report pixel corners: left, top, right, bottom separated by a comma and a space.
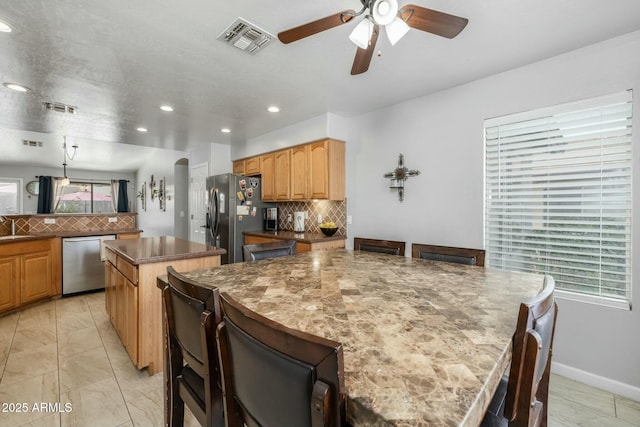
263, 208, 278, 231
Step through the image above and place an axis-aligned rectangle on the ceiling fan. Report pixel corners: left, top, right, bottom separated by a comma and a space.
278, 0, 468, 75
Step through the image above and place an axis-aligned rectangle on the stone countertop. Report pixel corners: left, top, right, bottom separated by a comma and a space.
104, 236, 226, 265
243, 229, 346, 243
179, 249, 543, 427
0, 234, 55, 245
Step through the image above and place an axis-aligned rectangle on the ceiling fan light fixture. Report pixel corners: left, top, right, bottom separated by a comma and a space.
385, 16, 410, 45
349, 17, 373, 49
372, 0, 399, 26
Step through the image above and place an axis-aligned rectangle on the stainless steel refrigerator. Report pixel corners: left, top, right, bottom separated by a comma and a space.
206, 173, 274, 264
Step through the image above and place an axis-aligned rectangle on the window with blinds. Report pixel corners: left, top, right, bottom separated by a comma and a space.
484, 91, 632, 303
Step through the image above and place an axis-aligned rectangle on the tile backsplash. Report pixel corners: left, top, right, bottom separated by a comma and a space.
0, 213, 137, 236
276, 200, 347, 234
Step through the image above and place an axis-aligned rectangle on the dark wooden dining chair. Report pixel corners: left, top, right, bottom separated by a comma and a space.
411, 243, 485, 266
353, 237, 405, 256
242, 239, 297, 261
163, 266, 224, 427
481, 275, 558, 427
216, 292, 348, 427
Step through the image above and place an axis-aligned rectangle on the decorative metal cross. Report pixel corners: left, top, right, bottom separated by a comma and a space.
383, 153, 420, 201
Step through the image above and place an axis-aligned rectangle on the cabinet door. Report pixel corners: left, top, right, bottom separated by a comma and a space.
309, 140, 330, 199
261, 153, 275, 201
274, 150, 291, 200
290, 145, 308, 200
20, 251, 51, 304
245, 157, 261, 175
233, 160, 245, 175
0, 256, 19, 312
114, 269, 126, 341
124, 279, 138, 363
105, 262, 118, 323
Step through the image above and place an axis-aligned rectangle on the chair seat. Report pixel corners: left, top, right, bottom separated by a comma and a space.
480, 410, 508, 427
485, 375, 508, 416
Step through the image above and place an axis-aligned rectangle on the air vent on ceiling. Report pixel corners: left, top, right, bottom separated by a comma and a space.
43, 101, 77, 114
22, 139, 43, 147
217, 17, 274, 55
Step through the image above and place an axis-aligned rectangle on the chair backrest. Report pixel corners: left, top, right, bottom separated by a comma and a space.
353, 237, 405, 256
504, 275, 558, 427
242, 239, 297, 261
164, 266, 221, 378
216, 292, 346, 427
411, 243, 485, 266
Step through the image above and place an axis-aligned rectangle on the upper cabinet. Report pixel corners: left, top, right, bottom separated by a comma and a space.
233, 138, 345, 201
260, 153, 275, 200
309, 139, 345, 200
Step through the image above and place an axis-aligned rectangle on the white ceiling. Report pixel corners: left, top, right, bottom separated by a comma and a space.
1, 0, 640, 172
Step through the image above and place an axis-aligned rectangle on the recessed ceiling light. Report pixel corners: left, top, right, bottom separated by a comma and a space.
221, 128, 231, 133
160, 104, 174, 112
3, 82, 30, 92
0, 20, 12, 33
136, 127, 148, 132
267, 106, 280, 113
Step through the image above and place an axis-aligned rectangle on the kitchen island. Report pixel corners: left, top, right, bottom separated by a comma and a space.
170, 249, 543, 427
104, 236, 225, 375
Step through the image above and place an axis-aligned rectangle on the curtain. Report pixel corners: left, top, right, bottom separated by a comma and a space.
37, 176, 53, 213
110, 180, 119, 212
117, 180, 129, 212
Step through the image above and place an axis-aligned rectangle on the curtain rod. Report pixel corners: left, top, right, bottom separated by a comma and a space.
35, 176, 130, 183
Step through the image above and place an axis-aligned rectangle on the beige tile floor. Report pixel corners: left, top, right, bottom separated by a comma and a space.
0, 291, 638, 427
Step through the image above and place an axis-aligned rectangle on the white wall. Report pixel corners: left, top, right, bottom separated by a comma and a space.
135, 148, 188, 236
340, 30, 640, 398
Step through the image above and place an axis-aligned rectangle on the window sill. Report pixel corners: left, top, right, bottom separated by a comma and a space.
555, 290, 631, 311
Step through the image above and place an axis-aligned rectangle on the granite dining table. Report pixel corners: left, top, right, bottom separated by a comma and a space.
172, 249, 544, 427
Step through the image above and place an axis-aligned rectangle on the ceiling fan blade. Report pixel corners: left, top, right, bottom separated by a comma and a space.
400, 5, 468, 39
278, 10, 356, 44
351, 24, 379, 75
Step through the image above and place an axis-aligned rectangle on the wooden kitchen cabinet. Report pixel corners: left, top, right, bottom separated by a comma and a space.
20, 251, 52, 304
290, 145, 308, 200
243, 234, 345, 253
233, 159, 245, 175
261, 153, 275, 201
274, 149, 291, 200
0, 256, 18, 312
0, 238, 56, 315
309, 139, 345, 200
245, 156, 261, 175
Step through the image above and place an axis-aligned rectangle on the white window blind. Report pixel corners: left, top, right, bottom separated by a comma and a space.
484, 91, 633, 302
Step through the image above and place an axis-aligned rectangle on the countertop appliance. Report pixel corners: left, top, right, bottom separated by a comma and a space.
206, 173, 275, 264
263, 207, 278, 231
62, 235, 116, 295
294, 211, 305, 232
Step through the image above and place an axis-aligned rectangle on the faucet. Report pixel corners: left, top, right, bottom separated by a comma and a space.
0, 216, 16, 235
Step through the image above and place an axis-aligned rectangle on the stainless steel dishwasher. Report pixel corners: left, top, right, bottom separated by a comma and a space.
62, 235, 116, 295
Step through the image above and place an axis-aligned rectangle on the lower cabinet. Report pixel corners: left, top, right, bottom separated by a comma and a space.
243, 235, 345, 253
0, 238, 57, 315
105, 252, 139, 365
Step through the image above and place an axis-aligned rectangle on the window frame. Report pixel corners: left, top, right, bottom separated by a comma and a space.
483, 91, 633, 309
54, 180, 115, 214
0, 177, 23, 215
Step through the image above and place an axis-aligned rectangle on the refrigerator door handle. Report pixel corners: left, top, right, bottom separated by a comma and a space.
212, 188, 220, 244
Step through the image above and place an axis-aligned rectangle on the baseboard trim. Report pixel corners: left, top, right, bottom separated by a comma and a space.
552, 362, 640, 402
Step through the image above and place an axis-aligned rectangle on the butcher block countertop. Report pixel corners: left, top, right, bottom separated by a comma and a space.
243, 229, 346, 244
103, 236, 226, 265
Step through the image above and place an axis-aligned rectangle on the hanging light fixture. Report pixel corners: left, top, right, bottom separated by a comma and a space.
349, 16, 374, 49
61, 136, 78, 186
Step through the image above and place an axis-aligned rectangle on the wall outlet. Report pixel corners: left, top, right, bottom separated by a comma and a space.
287, 214, 292, 222
108, 217, 118, 223
317, 214, 323, 224
44, 218, 55, 224
347, 215, 353, 225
